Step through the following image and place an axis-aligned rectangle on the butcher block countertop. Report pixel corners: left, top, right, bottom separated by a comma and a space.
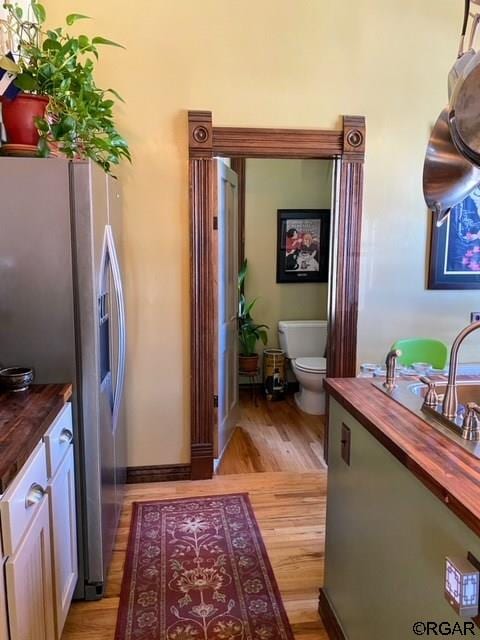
0, 384, 72, 493
325, 377, 480, 538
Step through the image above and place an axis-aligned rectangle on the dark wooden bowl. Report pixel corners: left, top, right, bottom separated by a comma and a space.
0, 367, 34, 392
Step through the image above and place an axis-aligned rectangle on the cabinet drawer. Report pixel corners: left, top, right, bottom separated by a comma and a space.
0, 441, 48, 556
44, 403, 74, 478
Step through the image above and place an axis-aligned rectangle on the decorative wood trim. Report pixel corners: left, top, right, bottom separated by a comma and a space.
126, 464, 191, 483
327, 182, 364, 374
318, 588, 347, 640
231, 158, 246, 269
190, 154, 217, 480
188, 110, 213, 159
188, 111, 366, 480
326, 115, 365, 379
213, 126, 343, 159
191, 443, 215, 480
342, 115, 366, 162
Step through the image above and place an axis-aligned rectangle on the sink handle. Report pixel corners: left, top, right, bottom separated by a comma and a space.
419, 376, 439, 408
462, 402, 480, 441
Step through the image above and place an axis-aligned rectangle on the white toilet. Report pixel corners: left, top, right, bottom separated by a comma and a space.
278, 320, 328, 415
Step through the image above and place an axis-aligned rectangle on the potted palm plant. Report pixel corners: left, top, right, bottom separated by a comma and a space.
0, 1, 130, 173
238, 259, 268, 373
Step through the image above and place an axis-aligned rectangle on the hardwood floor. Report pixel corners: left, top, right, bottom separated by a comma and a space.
218, 391, 326, 474
62, 394, 328, 639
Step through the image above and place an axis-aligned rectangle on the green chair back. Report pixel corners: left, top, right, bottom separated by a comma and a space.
391, 338, 448, 370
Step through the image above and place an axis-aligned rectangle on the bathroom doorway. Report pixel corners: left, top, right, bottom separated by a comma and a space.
188, 111, 366, 480
215, 157, 333, 471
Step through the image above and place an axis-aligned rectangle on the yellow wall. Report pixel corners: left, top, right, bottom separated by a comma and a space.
244, 159, 331, 357
44, 0, 478, 466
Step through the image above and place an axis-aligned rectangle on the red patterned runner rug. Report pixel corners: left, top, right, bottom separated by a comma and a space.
115, 493, 295, 640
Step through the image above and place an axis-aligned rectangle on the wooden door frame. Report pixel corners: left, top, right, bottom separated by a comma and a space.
189, 110, 366, 480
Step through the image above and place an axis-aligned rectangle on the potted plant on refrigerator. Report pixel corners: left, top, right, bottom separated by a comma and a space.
0, 1, 130, 173
238, 259, 269, 374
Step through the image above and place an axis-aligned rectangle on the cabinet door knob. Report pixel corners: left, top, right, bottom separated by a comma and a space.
59, 428, 73, 444
25, 483, 46, 508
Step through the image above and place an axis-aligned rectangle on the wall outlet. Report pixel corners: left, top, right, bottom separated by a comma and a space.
472, 312, 480, 323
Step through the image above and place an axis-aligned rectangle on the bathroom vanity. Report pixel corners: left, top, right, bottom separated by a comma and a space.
321, 377, 480, 640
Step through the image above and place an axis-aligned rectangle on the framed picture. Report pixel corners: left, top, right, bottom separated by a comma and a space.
276, 209, 330, 283
428, 188, 480, 289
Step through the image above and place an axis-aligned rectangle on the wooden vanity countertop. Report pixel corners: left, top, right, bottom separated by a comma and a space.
325, 377, 480, 538
0, 384, 72, 493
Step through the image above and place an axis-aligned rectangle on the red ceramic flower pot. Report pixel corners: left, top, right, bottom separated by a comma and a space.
1, 94, 49, 147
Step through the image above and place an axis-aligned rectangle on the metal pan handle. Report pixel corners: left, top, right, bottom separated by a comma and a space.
464, 0, 471, 36
458, 0, 471, 56
467, 11, 480, 50
434, 208, 450, 228
457, 0, 480, 56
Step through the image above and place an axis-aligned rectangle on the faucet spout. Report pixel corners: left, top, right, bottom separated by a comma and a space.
443, 320, 480, 419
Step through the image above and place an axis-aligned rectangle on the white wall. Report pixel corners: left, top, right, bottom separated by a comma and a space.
0, 1, 31, 53
0, 1, 29, 20
244, 159, 332, 357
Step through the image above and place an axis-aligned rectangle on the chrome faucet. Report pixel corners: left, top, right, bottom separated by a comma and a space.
419, 376, 439, 408
384, 349, 402, 391
443, 320, 480, 419
462, 402, 480, 441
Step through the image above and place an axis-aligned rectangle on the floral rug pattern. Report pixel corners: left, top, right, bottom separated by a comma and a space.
115, 494, 294, 640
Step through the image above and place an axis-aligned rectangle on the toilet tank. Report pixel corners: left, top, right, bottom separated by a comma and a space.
278, 320, 328, 359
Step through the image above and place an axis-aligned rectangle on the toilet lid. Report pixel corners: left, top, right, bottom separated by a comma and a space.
295, 357, 327, 373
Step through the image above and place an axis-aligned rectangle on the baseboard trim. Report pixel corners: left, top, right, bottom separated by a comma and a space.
318, 588, 347, 640
191, 443, 214, 480
126, 464, 191, 483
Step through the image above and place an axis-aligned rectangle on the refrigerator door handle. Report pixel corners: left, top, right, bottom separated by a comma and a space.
105, 225, 126, 433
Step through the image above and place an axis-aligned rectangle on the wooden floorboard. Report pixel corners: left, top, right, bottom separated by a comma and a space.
62, 394, 328, 640
218, 392, 326, 475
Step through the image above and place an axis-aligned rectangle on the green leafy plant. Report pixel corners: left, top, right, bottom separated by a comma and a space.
238, 259, 268, 356
0, 1, 130, 173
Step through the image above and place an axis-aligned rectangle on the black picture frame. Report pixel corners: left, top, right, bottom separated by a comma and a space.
428, 192, 480, 290
276, 209, 330, 283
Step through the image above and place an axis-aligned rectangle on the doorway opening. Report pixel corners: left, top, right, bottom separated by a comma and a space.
189, 111, 366, 480
215, 157, 333, 473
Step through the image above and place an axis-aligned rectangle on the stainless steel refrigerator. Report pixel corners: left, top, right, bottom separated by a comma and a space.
0, 157, 127, 600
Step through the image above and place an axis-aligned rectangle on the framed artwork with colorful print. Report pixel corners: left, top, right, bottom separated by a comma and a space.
276, 209, 330, 283
428, 188, 480, 289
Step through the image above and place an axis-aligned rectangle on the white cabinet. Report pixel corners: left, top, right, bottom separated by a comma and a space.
0, 443, 49, 557
0, 559, 8, 640
5, 497, 55, 640
44, 404, 74, 478
48, 446, 77, 637
44, 402, 77, 637
0, 401, 77, 640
